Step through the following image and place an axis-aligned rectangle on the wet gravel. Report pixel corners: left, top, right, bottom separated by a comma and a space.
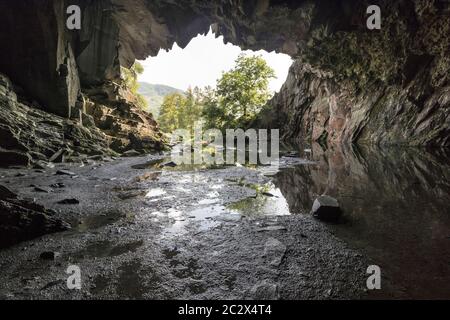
0, 155, 370, 300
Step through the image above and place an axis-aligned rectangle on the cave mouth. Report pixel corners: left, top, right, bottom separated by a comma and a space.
135, 28, 293, 125
138, 28, 293, 94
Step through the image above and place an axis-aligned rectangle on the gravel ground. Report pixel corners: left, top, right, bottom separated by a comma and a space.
0, 155, 371, 300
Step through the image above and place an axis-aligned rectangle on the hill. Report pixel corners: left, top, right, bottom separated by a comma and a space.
138, 82, 184, 118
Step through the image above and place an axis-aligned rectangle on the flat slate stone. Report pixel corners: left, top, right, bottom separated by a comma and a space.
57, 198, 80, 205
55, 169, 76, 176
0, 184, 17, 200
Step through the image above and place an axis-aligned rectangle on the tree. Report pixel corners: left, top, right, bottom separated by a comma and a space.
158, 87, 206, 134
207, 54, 276, 130
201, 86, 224, 129
158, 93, 185, 133
121, 62, 148, 110
159, 54, 275, 134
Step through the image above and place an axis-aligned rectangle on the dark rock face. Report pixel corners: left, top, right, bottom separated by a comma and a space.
268, 56, 449, 147
0, 71, 165, 167
261, 1, 450, 147
83, 82, 166, 153
0, 0, 80, 117
0, 73, 114, 167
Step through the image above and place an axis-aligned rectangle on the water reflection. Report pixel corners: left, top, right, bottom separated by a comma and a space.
274, 143, 450, 299
228, 183, 291, 216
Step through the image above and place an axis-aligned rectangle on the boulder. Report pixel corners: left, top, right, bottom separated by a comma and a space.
311, 195, 342, 222
121, 149, 141, 157
57, 198, 79, 205
263, 238, 286, 267
0, 148, 31, 168
0, 185, 18, 200
0, 199, 70, 249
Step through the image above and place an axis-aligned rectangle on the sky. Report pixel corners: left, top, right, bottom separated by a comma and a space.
138, 29, 293, 93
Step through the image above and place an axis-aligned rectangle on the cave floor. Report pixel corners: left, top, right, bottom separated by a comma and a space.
0, 148, 449, 300
0, 154, 371, 300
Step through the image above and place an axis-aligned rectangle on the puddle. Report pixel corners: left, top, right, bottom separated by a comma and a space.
74, 210, 125, 232
272, 144, 450, 299
145, 188, 166, 198
161, 205, 229, 236
198, 199, 218, 205
227, 190, 291, 216
117, 261, 146, 299
158, 181, 291, 236
131, 157, 227, 172
226, 182, 292, 216
73, 239, 144, 260
131, 148, 280, 172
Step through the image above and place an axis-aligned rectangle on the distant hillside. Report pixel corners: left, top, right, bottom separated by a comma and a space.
138, 82, 184, 118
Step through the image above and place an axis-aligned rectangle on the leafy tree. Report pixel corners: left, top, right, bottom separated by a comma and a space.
209, 54, 276, 130
158, 87, 206, 133
158, 93, 185, 133
158, 54, 275, 134
201, 87, 224, 129
121, 62, 148, 110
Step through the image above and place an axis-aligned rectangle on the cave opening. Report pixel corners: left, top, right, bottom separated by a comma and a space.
134, 28, 293, 131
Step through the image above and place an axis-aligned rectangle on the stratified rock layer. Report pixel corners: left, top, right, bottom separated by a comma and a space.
0, 72, 166, 167
0, 73, 114, 167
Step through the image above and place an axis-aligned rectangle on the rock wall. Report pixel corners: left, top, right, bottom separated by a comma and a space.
0, 73, 115, 167
0, 72, 166, 167
0, 0, 80, 117
268, 58, 450, 147
267, 1, 450, 147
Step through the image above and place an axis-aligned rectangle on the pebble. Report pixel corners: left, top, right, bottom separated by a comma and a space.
39, 251, 59, 260
56, 170, 76, 176
57, 198, 80, 205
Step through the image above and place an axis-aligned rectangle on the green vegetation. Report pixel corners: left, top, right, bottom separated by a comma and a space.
121, 62, 148, 110
138, 83, 184, 118
157, 54, 276, 133
208, 53, 276, 130
158, 87, 204, 133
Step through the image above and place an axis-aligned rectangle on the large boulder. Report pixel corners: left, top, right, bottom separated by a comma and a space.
311, 195, 342, 222
0, 149, 31, 168
0, 185, 71, 249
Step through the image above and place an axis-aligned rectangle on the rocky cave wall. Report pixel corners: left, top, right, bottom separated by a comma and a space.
0, 0, 449, 161
266, 0, 450, 147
